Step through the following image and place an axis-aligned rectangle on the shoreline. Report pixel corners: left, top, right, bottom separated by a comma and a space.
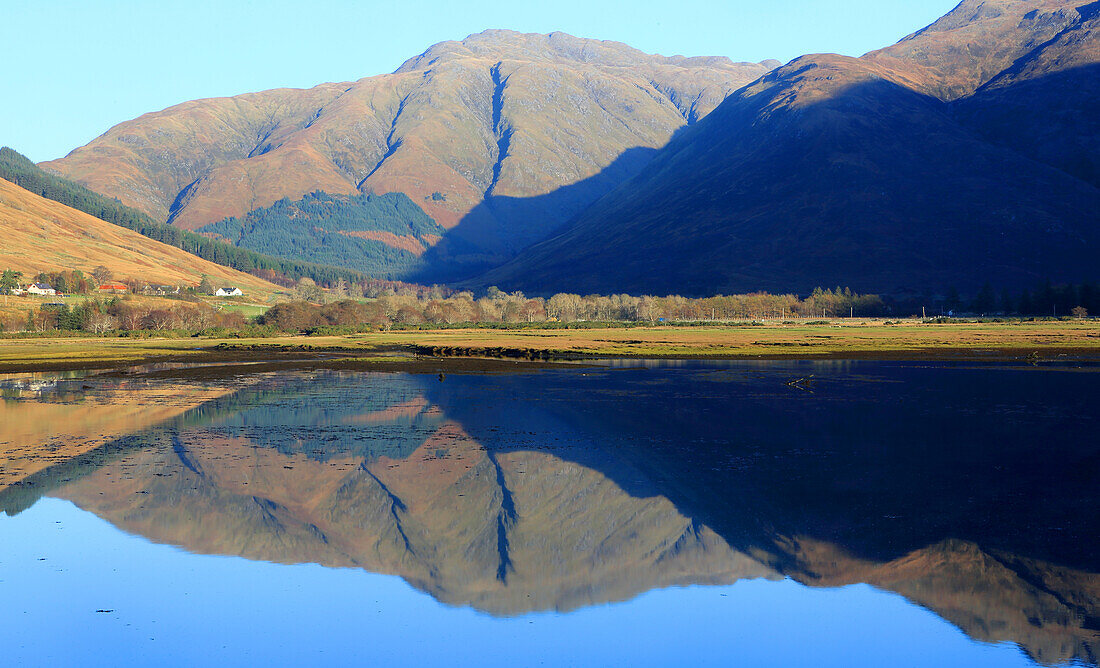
1, 324, 1099, 375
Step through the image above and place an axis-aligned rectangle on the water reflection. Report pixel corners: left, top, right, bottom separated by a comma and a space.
1, 362, 1098, 666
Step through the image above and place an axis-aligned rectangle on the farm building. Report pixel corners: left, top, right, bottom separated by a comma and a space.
97, 282, 129, 294
215, 287, 244, 297
145, 285, 180, 296
26, 283, 56, 296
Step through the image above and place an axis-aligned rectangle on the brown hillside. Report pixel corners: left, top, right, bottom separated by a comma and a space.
865, 0, 1087, 100
0, 178, 282, 297
42, 31, 773, 273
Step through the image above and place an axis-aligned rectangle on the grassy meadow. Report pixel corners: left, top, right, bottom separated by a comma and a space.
0, 318, 1096, 373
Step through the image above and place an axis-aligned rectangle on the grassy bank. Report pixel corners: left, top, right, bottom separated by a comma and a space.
0, 319, 1097, 373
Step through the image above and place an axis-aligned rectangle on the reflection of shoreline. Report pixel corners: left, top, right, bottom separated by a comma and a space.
0, 377, 250, 492
3, 366, 1098, 666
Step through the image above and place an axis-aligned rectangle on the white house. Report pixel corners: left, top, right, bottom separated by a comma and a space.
26, 283, 56, 296
215, 287, 244, 297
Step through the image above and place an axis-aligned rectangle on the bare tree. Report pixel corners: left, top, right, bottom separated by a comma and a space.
87, 312, 118, 334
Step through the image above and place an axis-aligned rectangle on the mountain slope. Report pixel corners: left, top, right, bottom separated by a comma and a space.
198, 191, 446, 279
0, 178, 282, 297
863, 0, 1091, 100
0, 147, 363, 286
43, 32, 774, 278
477, 0, 1100, 295
954, 1, 1100, 187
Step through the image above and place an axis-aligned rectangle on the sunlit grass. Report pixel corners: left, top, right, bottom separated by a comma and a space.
0, 319, 1096, 370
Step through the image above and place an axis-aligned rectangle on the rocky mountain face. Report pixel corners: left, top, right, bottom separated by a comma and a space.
953, 0, 1100, 187
478, 0, 1100, 295
864, 0, 1092, 100
43, 32, 772, 279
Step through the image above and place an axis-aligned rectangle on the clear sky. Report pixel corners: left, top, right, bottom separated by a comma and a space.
4, 0, 959, 162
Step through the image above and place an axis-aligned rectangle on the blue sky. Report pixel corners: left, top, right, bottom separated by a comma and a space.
4, 0, 958, 162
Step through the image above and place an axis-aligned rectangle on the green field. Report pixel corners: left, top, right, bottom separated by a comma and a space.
215, 302, 270, 317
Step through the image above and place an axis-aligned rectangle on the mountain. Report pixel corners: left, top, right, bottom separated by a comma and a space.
43, 32, 774, 279
863, 0, 1093, 100
951, 0, 1100, 187
477, 0, 1100, 295
0, 177, 282, 297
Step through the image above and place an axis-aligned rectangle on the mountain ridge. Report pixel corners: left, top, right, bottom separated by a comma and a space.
476, 0, 1100, 295
38, 4, 1100, 294
43, 31, 774, 280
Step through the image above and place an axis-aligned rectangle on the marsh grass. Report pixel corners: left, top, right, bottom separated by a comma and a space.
0, 319, 1097, 371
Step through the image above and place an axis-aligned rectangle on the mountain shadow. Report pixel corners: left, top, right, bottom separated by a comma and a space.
956, 62, 1100, 189
409, 145, 660, 284
472, 59, 1100, 297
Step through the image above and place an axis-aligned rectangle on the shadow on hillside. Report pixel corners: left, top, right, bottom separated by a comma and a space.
454, 62, 1100, 297
958, 62, 1100, 190
408, 145, 660, 284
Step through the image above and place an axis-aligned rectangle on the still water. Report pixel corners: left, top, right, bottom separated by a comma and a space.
1, 361, 1097, 666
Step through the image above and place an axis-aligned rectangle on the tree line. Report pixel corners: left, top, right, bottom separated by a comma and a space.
939, 281, 1100, 317
5, 298, 248, 334
258, 287, 887, 332
3, 282, 1094, 336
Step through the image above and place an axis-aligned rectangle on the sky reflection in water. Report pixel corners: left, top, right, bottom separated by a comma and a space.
0, 360, 1096, 667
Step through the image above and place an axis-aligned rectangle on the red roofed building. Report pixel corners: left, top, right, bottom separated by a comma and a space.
97, 282, 129, 294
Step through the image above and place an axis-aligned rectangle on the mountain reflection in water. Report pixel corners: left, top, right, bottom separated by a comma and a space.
1, 362, 1097, 666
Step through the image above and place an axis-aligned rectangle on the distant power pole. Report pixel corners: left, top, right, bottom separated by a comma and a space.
922, 306, 926, 319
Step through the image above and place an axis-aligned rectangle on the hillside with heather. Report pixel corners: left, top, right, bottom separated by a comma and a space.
43, 32, 774, 279
0, 178, 282, 298
0, 147, 364, 286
